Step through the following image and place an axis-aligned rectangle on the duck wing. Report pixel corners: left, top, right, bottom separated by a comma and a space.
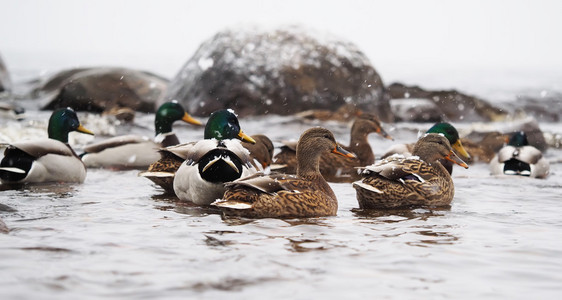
497, 145, 543, 165
362, 157, 433, 182
83, 134, 149, 153
7, 138, 75, 158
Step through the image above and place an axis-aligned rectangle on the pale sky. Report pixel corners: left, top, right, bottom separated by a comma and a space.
1, 0, 561, 90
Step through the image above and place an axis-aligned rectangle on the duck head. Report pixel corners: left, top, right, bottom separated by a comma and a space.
414, 133, 468, 169
155, 101, 202, 135
508, 131, 529, 147
427, 122, 470, 159
48, 108, 94, 143
204, 109, 255, 144
353, 113, 393, 140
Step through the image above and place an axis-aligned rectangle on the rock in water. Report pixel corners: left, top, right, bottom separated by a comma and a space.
387, 82, 507, 122
0, 53, 11, 93
37, 67, 169, 113
166, 26, 392, 121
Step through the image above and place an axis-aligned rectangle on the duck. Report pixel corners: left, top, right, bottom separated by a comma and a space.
0, 107, 94, 184
141, 109, 256, 204
81, 101, 201, 169
273, 113, 392, 182
212, 127, 356, 218
140, 132, 271, 194
240, 134, 275, 171
353, 133, 468, 209
460, 131, 509, 163
382, 122, 470, 174
489, 131, 549, 178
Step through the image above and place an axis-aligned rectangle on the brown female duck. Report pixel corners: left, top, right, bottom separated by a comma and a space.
273, 113, 392, 182
353, 133, 468, 209
212, 127, 356, 218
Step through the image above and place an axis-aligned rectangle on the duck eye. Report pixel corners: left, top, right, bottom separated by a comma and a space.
324, 134, 330, 139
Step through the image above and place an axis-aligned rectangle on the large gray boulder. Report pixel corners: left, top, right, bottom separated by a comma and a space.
0, 53, 11, 93
166, 26, 392, 121
35, 67, 169, 113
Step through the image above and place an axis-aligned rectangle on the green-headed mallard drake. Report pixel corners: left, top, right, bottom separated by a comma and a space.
489, 131, 549, 178
81, 101, 201, 169
0, 108, 94, 184
212, 127, 356, 218
353, 133, 468, 209
273, 113, 392, 182
141, 109, 257, 204
382, 122, 470, 174
139, 110, 267, 194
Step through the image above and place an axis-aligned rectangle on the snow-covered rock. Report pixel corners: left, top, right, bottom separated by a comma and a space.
167, 26, 392, 121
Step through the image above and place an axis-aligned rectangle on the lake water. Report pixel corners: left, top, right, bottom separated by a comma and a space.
1, 82, 562, 299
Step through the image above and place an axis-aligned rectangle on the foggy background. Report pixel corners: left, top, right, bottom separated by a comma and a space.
1, 0, 561, 91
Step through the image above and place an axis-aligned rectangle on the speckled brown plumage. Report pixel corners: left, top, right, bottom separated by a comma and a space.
213, 127, 355, 218
273, 113, 391, 182
353, 133, 468, 209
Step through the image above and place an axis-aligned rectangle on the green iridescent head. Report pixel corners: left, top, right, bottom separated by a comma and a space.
154, 101, 202, 135
204, 109, 255, 143
508, 131, 528, 147
426, 122, 470, 159
48, 108, 94, 143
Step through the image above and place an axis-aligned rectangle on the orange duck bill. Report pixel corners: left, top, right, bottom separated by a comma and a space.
332, 145, 357, 158
445, 150, 469, 169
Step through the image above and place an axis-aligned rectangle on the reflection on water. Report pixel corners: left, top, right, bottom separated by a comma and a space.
1, 112, 562, 299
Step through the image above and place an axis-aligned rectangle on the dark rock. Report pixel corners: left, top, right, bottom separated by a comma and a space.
166, 26, 392, 122
387, 82, 507, 122
36, 67, 169, 113
511, 92, 562, 123
390, 98, 443, 122
0, 53, 11, 93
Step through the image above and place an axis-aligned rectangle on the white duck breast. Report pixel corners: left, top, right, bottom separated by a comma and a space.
490, 145, 550, 178
0, 138, 86, 183
81, 134, 162, 168
173, 139, 257, 205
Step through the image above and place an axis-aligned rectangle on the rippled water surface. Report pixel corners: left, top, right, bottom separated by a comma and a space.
1, 109, 562, 299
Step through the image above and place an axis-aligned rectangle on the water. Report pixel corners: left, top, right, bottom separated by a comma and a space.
1, 94, 562, 299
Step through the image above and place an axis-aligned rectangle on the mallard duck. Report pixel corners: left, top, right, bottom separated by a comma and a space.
353, 133, 468, 209
489, 131, 549, 178
240, 134, 274, 171
81, 101, 201, 169
140, 133, 270, 193
0, 108, 94, 184
139, 110, 264, 194
273, 113, 392, 182
212, 127, 356, 218
382, 122, 470, 174
141, 109, 255, 204
460, 131, 509, 163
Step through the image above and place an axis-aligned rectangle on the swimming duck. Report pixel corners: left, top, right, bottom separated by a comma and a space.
140, 133, 270, 194
81, 101, 201, 169
273, 113, 392, 182
142, 109, 256, 204
353, 133, 468, 209
382, 122, 470, 174
460, 131, 509, 163
0, 108, 94, 184
489, 131, 549, 178
212, 127, 356, 218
